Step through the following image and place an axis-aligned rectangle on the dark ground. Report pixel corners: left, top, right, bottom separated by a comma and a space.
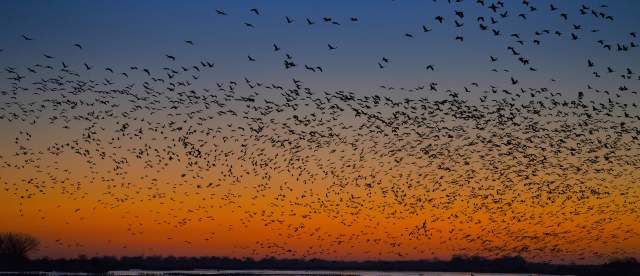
1, 255, 639, 276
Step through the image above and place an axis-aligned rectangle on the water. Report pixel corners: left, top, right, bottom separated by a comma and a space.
107, 270, 567, 276
0, 271, 571, 276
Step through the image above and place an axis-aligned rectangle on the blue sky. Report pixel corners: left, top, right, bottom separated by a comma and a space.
0, 0, 638, 94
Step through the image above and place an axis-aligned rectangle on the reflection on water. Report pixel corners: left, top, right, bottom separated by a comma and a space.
106, 270, 566, 276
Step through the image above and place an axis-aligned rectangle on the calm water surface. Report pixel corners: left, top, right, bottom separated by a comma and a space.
106, 270, 569, 276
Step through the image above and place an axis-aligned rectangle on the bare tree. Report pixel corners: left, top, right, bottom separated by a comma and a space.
0, 232, 40, 261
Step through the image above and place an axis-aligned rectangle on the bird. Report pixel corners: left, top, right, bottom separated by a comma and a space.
1, 1, 639, 265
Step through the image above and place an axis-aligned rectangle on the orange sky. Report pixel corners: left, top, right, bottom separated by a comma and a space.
2, 145, 639, 264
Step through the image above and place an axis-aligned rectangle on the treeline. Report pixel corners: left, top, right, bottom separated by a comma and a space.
1, 255, 638, 276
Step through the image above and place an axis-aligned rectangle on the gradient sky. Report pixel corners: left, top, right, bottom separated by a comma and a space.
1, 0, 639, 91
0, 0, 639, 264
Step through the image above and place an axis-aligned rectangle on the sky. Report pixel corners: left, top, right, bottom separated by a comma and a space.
1, 0, 639, 91
0, 0, 639, 264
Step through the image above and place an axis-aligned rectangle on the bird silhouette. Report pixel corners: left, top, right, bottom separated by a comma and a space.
1, 1, 639, 264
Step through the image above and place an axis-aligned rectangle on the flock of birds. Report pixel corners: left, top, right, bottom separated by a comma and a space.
1, 0, 639, 263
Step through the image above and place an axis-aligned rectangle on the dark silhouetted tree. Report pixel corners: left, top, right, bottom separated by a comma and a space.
0, 232, 40, 269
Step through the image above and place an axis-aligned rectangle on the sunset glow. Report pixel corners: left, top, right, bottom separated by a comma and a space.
1, 0, 639, 267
